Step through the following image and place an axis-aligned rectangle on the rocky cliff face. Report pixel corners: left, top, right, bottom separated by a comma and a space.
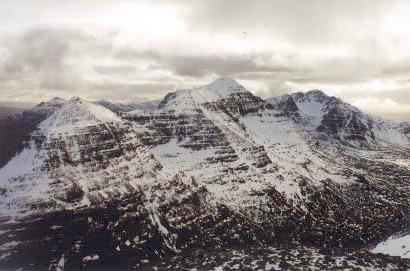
0, 78, 410, 270
267, 90, 410, 149
0, 97, 66, 169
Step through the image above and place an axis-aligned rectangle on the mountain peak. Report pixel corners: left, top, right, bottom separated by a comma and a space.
49, 96, 66, 103
200, 77, 247, 96
291, 89, 330, 100
67, 96, 84, 104
35, 97, 66, 108
159, 77, 253, 111
40, 97, 121, 134
207, 77, 240, 86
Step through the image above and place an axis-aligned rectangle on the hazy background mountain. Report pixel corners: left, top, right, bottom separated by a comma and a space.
0, 102, 35, 119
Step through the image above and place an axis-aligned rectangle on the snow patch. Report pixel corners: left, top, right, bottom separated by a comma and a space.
372, 233, 410, 258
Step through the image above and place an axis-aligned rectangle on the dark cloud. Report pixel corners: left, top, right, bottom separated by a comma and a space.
163, 55, 296, 77
0, 28, 87, 91
115, 48, 299, 77
0, 27, 122, 98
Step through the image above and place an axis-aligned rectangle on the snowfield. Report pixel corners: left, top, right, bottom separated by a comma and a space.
373, 233, 410, 259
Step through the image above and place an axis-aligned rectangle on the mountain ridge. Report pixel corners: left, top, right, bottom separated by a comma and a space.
0, 78, 409, 270
267, 90, 409, 149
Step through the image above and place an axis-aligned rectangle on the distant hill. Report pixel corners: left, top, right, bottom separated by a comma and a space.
0, 106, 25, 119
0, 102, 35, 119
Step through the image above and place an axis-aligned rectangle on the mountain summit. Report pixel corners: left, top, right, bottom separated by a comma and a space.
35, 97, 66, 109
40, 96, 122, 135
159, 77, 261, 115
199, 77, 247, 96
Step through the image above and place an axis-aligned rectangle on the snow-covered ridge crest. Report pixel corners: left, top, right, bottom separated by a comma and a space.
40, 96, 122, 135
162, 78, 248, 102
158, 77, 258, 114
266, 89, 410, 148
35, 97, 67, 108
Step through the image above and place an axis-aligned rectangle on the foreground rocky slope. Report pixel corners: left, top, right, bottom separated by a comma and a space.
141, 246, 410, 270
0, 78, 409, 270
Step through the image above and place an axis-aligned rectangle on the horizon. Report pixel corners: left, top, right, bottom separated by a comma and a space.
1, 76, 409, 121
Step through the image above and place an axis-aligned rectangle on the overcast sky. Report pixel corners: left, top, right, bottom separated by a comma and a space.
0, 0, 410, 119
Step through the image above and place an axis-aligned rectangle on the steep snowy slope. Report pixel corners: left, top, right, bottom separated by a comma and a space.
0, 97, 185, 270
129, 79, 405, 205
126, 79, 282, 217
267, 90, 410, 149
0, 97, 67, 169
0, 97, 161, 217
125, 77, 410, 250
0, 94, 288, 269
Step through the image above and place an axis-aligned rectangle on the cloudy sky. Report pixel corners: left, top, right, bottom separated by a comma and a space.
1, 0, 410, 119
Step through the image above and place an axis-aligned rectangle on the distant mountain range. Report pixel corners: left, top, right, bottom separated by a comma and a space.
0, 78, 409, 270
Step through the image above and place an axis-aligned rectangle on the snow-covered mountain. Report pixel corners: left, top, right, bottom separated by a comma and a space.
0, 78, 409, 270
267, 90, 410, 149
0, 97, 66, 169
0, 97, 162, 216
